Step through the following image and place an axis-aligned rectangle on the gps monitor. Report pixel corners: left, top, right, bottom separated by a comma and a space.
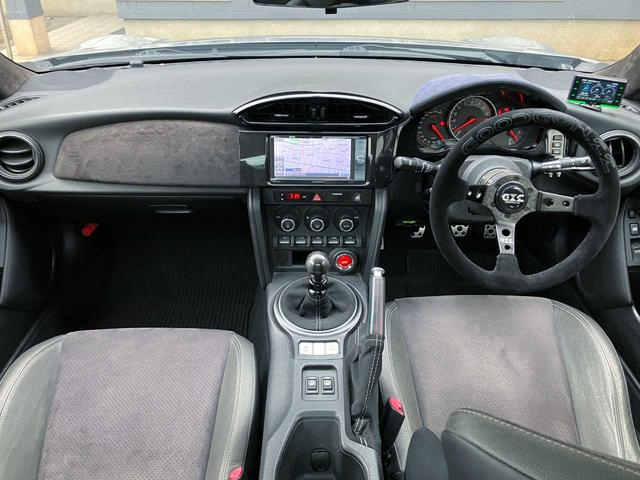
568, 74, 627, 107
270, 135, 367, 183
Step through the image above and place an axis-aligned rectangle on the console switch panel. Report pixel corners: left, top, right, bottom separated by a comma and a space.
303, 367, 338, 400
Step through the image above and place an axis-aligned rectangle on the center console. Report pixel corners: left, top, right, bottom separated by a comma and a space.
264, 188, 371, 274
240, 105, 399, 479
244, 131, 392, 279
259, 266, 383, 480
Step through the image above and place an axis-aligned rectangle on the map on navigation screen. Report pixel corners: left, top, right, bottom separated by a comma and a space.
272, 137, 352, 178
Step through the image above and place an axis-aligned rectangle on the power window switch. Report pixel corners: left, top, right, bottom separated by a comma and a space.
305, 376, 319, 394
321, 377, 335, 394
631, 223, 640, 236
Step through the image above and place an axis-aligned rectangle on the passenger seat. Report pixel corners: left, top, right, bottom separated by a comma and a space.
0, 328, 257, 480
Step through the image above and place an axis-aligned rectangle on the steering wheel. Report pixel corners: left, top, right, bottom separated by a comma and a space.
430, 108, 620, 293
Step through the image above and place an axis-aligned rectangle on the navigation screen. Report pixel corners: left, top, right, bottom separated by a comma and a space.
271, 136, 367, 181
568, 75, 627, 107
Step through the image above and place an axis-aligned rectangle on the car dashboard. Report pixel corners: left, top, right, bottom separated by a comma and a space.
0, 57, 637, 275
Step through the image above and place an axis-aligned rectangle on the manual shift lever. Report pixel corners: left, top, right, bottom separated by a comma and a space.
277, 251, 358, 331
305, 251, 331, 299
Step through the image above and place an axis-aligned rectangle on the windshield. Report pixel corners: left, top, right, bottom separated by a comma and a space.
0, 0, 637, 72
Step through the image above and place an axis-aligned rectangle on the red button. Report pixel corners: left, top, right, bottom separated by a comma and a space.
336, 254, 354, 270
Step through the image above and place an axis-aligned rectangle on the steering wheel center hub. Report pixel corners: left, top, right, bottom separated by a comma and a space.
495, 181, 528, 213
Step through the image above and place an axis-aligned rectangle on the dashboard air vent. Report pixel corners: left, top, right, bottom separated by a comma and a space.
235, 94, 401, 127
601, 131, 640, 177
0, 132, 44, 182
0, 96, 40, 111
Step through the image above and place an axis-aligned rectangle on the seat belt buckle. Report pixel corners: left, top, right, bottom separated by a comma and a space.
381, 396, 405, 453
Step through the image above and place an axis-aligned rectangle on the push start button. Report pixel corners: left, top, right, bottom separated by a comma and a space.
331, 250, 357, 273
337, 254, 353, 269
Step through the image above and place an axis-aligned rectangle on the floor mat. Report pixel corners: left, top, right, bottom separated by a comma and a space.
384, 249, 586, 311
85, 224, 257, 335
385, 249, 493, 300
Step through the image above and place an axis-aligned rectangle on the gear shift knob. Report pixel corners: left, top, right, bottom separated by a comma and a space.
305, 251, 330, 299
305, 251, 330, 276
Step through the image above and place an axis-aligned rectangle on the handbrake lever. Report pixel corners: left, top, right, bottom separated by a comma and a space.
368, 267, 386, 335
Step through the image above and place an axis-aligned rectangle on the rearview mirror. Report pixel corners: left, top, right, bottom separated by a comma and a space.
253, 0, 408, 10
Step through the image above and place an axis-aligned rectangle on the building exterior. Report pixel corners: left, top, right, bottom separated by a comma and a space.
3, 0, 640, 61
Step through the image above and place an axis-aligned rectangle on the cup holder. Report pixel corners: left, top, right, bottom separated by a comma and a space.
276, 418, 366, 480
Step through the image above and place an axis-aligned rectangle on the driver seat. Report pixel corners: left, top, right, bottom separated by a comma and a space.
380, 295, 640, 470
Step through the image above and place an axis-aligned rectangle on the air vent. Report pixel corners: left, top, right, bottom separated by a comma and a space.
0, 96, 40, 111
0, 132, 44, 182
601, 131, 640, 178
235, 94, 401, 127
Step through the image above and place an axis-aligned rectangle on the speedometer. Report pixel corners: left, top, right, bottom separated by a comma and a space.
448, 96, 496, 139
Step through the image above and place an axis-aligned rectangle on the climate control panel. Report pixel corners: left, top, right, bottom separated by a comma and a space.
263, 189, 371, 273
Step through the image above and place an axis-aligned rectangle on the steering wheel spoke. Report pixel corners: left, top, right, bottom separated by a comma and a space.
536, 191, 575, 214
573, 193, 606, 224
495, 221, 517, 255
465, 184, 488, 204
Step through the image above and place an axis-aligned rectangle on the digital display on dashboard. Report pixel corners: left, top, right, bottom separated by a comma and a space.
270, 135, 367, 183
567, 74, 627, 107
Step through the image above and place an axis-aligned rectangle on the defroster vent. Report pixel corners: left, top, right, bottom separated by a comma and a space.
234, 93, 401, 127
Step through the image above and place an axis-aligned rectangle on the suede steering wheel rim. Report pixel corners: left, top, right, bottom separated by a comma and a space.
429, 108, 620, 293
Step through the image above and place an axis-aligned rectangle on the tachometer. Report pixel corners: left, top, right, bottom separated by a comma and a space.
448, 96, 496, 139
416, 108, 452, 151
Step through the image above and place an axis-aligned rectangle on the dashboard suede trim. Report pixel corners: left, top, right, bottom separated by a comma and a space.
54, 120, 241, 187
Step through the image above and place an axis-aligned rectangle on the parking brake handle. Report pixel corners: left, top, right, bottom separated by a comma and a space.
368, 267, 386, 336
350, 268, 386, 446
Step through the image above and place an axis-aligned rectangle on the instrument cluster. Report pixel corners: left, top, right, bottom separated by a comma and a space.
414, 89, 544, 154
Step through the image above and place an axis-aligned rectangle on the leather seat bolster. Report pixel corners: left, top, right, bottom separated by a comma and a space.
205, 333, 258, 480
379, 301, 423, 469
553, 301, 640, 462
0, 336, 64, 480
443, 409, 640, 480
